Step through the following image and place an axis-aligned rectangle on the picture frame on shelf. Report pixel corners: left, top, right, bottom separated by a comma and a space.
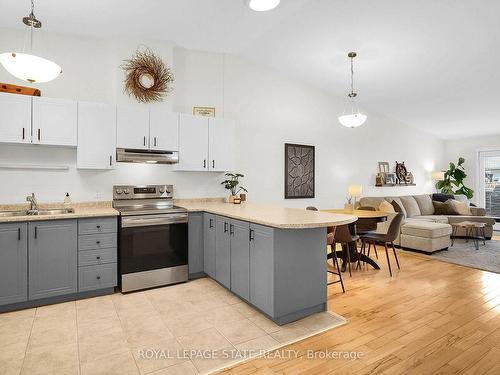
385, 173, 396, 185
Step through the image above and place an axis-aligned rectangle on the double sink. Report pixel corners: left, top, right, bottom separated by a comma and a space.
0, 208, 75, 217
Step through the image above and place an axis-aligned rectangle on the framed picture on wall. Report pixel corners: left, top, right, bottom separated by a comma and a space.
284, 143, 315, 199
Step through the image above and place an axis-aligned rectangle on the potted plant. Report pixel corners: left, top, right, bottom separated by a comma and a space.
221, 173, 248, 203
436, 157, 474, 199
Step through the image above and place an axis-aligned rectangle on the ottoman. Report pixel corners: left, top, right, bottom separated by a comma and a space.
399, 220, 452, 254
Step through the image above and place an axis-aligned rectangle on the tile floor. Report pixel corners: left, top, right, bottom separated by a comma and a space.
0, 278, 345, 375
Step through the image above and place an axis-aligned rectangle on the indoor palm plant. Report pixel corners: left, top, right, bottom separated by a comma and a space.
221, 173, 248, 203
436, 157, 474, 199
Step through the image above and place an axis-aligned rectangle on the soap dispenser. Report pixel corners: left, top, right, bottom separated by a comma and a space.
64, 192, 72, 207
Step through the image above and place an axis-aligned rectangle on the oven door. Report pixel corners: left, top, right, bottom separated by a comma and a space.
119, 213, 188, 275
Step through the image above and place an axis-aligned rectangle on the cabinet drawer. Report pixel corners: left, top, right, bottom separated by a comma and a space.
78, 233, 117, 251
78, 248, 117, 267
78, 217, 117, 235
78, 263, 117, 292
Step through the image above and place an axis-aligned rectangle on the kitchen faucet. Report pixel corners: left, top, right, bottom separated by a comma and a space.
26, 193, 39, 214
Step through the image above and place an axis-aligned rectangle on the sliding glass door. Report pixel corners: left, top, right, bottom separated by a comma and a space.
478, 150, 500, 222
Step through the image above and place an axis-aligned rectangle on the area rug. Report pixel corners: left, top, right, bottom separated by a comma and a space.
422, 238, 500, 274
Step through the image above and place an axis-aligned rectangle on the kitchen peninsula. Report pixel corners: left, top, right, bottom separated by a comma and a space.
181, 200, 356, 325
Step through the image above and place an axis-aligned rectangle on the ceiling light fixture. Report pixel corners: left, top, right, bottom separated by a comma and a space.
0, 0, 62, 83
246, 0, 281, 12
338, 52, 367, 128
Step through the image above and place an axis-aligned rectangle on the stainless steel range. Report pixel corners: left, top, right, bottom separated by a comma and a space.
113, 184, 188, 292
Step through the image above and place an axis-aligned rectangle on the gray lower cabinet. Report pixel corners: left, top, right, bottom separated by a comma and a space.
203, 213, 216, 278
230, 219, 250, 301
78, 263, 117, 292
249, 223, 274, 316
77, 217, 118, 293
215, 216, 231, 288
0, 223, 28, 305
29, 220, 77, 300
188, 212, 204, 276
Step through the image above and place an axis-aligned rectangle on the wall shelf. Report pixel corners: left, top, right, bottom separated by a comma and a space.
376, 183, 416, 187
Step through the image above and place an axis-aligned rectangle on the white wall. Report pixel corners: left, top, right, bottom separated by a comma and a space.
445, 135, 500, 206
0, 27, 445, 206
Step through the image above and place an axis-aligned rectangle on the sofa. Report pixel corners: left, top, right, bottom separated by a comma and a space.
358, 194, 496, 253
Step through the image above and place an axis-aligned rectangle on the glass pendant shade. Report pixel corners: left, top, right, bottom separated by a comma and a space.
338, 113, 367, 128
0, 52, 62, 83
246, 0, 280, 12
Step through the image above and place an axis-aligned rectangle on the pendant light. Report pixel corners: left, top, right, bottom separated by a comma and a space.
245, 0, 281, 12
0, 0, 62, 83
338, 52, 367, 128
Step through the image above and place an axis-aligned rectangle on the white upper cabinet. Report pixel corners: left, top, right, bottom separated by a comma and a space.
116, 105, 150, 150
32, 97, 77, 146
209, 118, 235, 172
77, 102, 116, 170
0, 92, 32, 144
177, 114, 209, 171
149, 109, 179, 151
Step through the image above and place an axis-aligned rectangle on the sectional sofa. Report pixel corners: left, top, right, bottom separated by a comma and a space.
358, 194, 496, 253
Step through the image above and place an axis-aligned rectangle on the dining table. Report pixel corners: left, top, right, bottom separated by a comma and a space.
322, 209, 389, 270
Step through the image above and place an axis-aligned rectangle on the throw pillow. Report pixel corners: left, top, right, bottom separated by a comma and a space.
448, 199, 472, 215
433, 200, 459, 215
432, 193, 455, 202
379, 200, 396, 213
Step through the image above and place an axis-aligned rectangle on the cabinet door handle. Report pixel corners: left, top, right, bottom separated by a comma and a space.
22, 127, 25, 140
143, 136, 146, 146
249, 229, 254, 241
37, 129, 41, 141
96, 225, 101, 229
203, 159, 206, 169
96, 240, 100, 244
96, 256, 101, 260
34, 227, 37, 239
18, 227, 21, 241
209, 218, 213, 228
96, 276, 101, 280
154, 137, 157, 147
212, 160, 215, 169
109, 155, 112, 166
230, 224, 234, 235
224, 222, 228, 233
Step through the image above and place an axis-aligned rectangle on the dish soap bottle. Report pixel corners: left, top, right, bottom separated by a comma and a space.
64, 193, 72, 207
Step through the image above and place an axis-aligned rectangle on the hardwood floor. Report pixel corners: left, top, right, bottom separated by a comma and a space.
220, 244, 500, 374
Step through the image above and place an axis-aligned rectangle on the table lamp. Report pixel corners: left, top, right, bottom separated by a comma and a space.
432, 171, 445, 192
348, 185, 363, 209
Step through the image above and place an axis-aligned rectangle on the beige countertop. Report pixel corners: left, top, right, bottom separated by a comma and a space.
176, 201, 357, 229
0, 202, 119, 223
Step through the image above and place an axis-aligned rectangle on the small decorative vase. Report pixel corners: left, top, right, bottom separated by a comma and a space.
239, 193, 247, 202
228, 195, 236, 203
344, 203, 354, 211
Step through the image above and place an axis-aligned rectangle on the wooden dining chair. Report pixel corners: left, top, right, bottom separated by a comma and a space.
359, 213, 404, 276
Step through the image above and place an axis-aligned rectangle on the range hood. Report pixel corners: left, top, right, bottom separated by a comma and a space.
116, 148, 179, 164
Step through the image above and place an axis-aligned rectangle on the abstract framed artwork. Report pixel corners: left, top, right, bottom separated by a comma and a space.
284, 143, 315, 199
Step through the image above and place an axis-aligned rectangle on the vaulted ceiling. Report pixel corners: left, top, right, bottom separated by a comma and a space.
1, 0, 499, 139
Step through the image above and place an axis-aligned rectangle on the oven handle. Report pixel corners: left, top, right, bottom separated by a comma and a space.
121, 213, 188, 228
